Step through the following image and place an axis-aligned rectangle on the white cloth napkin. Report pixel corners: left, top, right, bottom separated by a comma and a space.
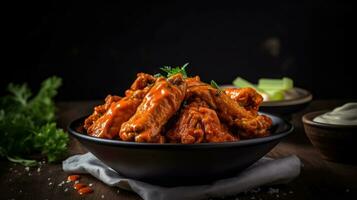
62, 152, 301, 200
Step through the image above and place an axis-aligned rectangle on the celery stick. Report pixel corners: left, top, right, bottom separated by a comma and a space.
282, 77, 293, 90
258, 77, 293, 91
264, 90, 285, 101
258, 78, 283, 90
233, 77, 258, 89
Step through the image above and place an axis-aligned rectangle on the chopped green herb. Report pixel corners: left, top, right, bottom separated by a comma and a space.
210, 80, 223, 94
182, 100, 188, 107
210, 80, 221, 89
154, 73, 164, 78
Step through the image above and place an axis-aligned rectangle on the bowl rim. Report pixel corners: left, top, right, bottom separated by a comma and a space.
68, 113, 294, 149
219, 85, 312, 107
302, 110, 357, 129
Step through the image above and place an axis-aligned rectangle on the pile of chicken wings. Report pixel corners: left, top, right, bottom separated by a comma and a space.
84, 73, 272, 143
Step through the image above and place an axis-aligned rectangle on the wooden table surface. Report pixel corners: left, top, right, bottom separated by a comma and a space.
1, 100, 356, 200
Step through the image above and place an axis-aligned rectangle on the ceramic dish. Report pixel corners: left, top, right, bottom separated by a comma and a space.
68, 113, 293, 186
302, 110, 357, 164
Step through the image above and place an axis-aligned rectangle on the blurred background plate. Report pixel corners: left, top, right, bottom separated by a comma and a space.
260, 87, 312, 115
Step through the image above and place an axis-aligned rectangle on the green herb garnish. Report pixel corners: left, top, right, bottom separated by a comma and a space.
0, 76, 69, 166
154, 73, 164, 78
210, 80, 223, 94
160, 63, 189, 78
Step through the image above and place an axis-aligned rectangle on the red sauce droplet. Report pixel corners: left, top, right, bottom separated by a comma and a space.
73, 183, 86, 190
67, 175, 80, 182
78, 187, 93, 195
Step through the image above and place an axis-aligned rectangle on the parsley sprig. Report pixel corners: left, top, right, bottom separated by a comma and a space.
0, 77, 69, 166
156, 63, 189, 78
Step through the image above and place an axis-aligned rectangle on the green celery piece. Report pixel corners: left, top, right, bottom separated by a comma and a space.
258, 77, 293, 91
233, 77, 258, 90
264, 90, 285, 101
282, 77, 293, 90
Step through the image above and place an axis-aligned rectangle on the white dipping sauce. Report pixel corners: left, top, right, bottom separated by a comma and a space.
313, 102, 357, 125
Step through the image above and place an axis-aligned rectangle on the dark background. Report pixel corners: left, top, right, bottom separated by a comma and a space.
2, 1, 354, 100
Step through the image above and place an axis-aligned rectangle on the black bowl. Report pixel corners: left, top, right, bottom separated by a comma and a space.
68, 113, 293, 186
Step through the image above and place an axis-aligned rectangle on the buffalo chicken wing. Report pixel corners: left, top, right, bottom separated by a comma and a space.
186, 83, 272, 138
83, 71, 272, 143
167, 100, 238, 143
224, 87, 263, 113
84, 73, 155, 139
120, 74, 187, 143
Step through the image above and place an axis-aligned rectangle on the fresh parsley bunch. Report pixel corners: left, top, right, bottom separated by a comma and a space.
0, 76, 69, 166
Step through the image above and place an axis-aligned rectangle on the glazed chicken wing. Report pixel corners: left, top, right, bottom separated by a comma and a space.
84, 73, 156, 139
186, 84, 272, 138
167, 100, 238, 144
224, 87, 263, 112
125, 73, 157, 97
185, 76, 205, 87
84, 95, 122, 130
84, 68, 272, 143
120, 73, 187, 143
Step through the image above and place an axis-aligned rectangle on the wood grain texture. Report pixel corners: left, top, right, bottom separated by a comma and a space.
1, 100, 356, 200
